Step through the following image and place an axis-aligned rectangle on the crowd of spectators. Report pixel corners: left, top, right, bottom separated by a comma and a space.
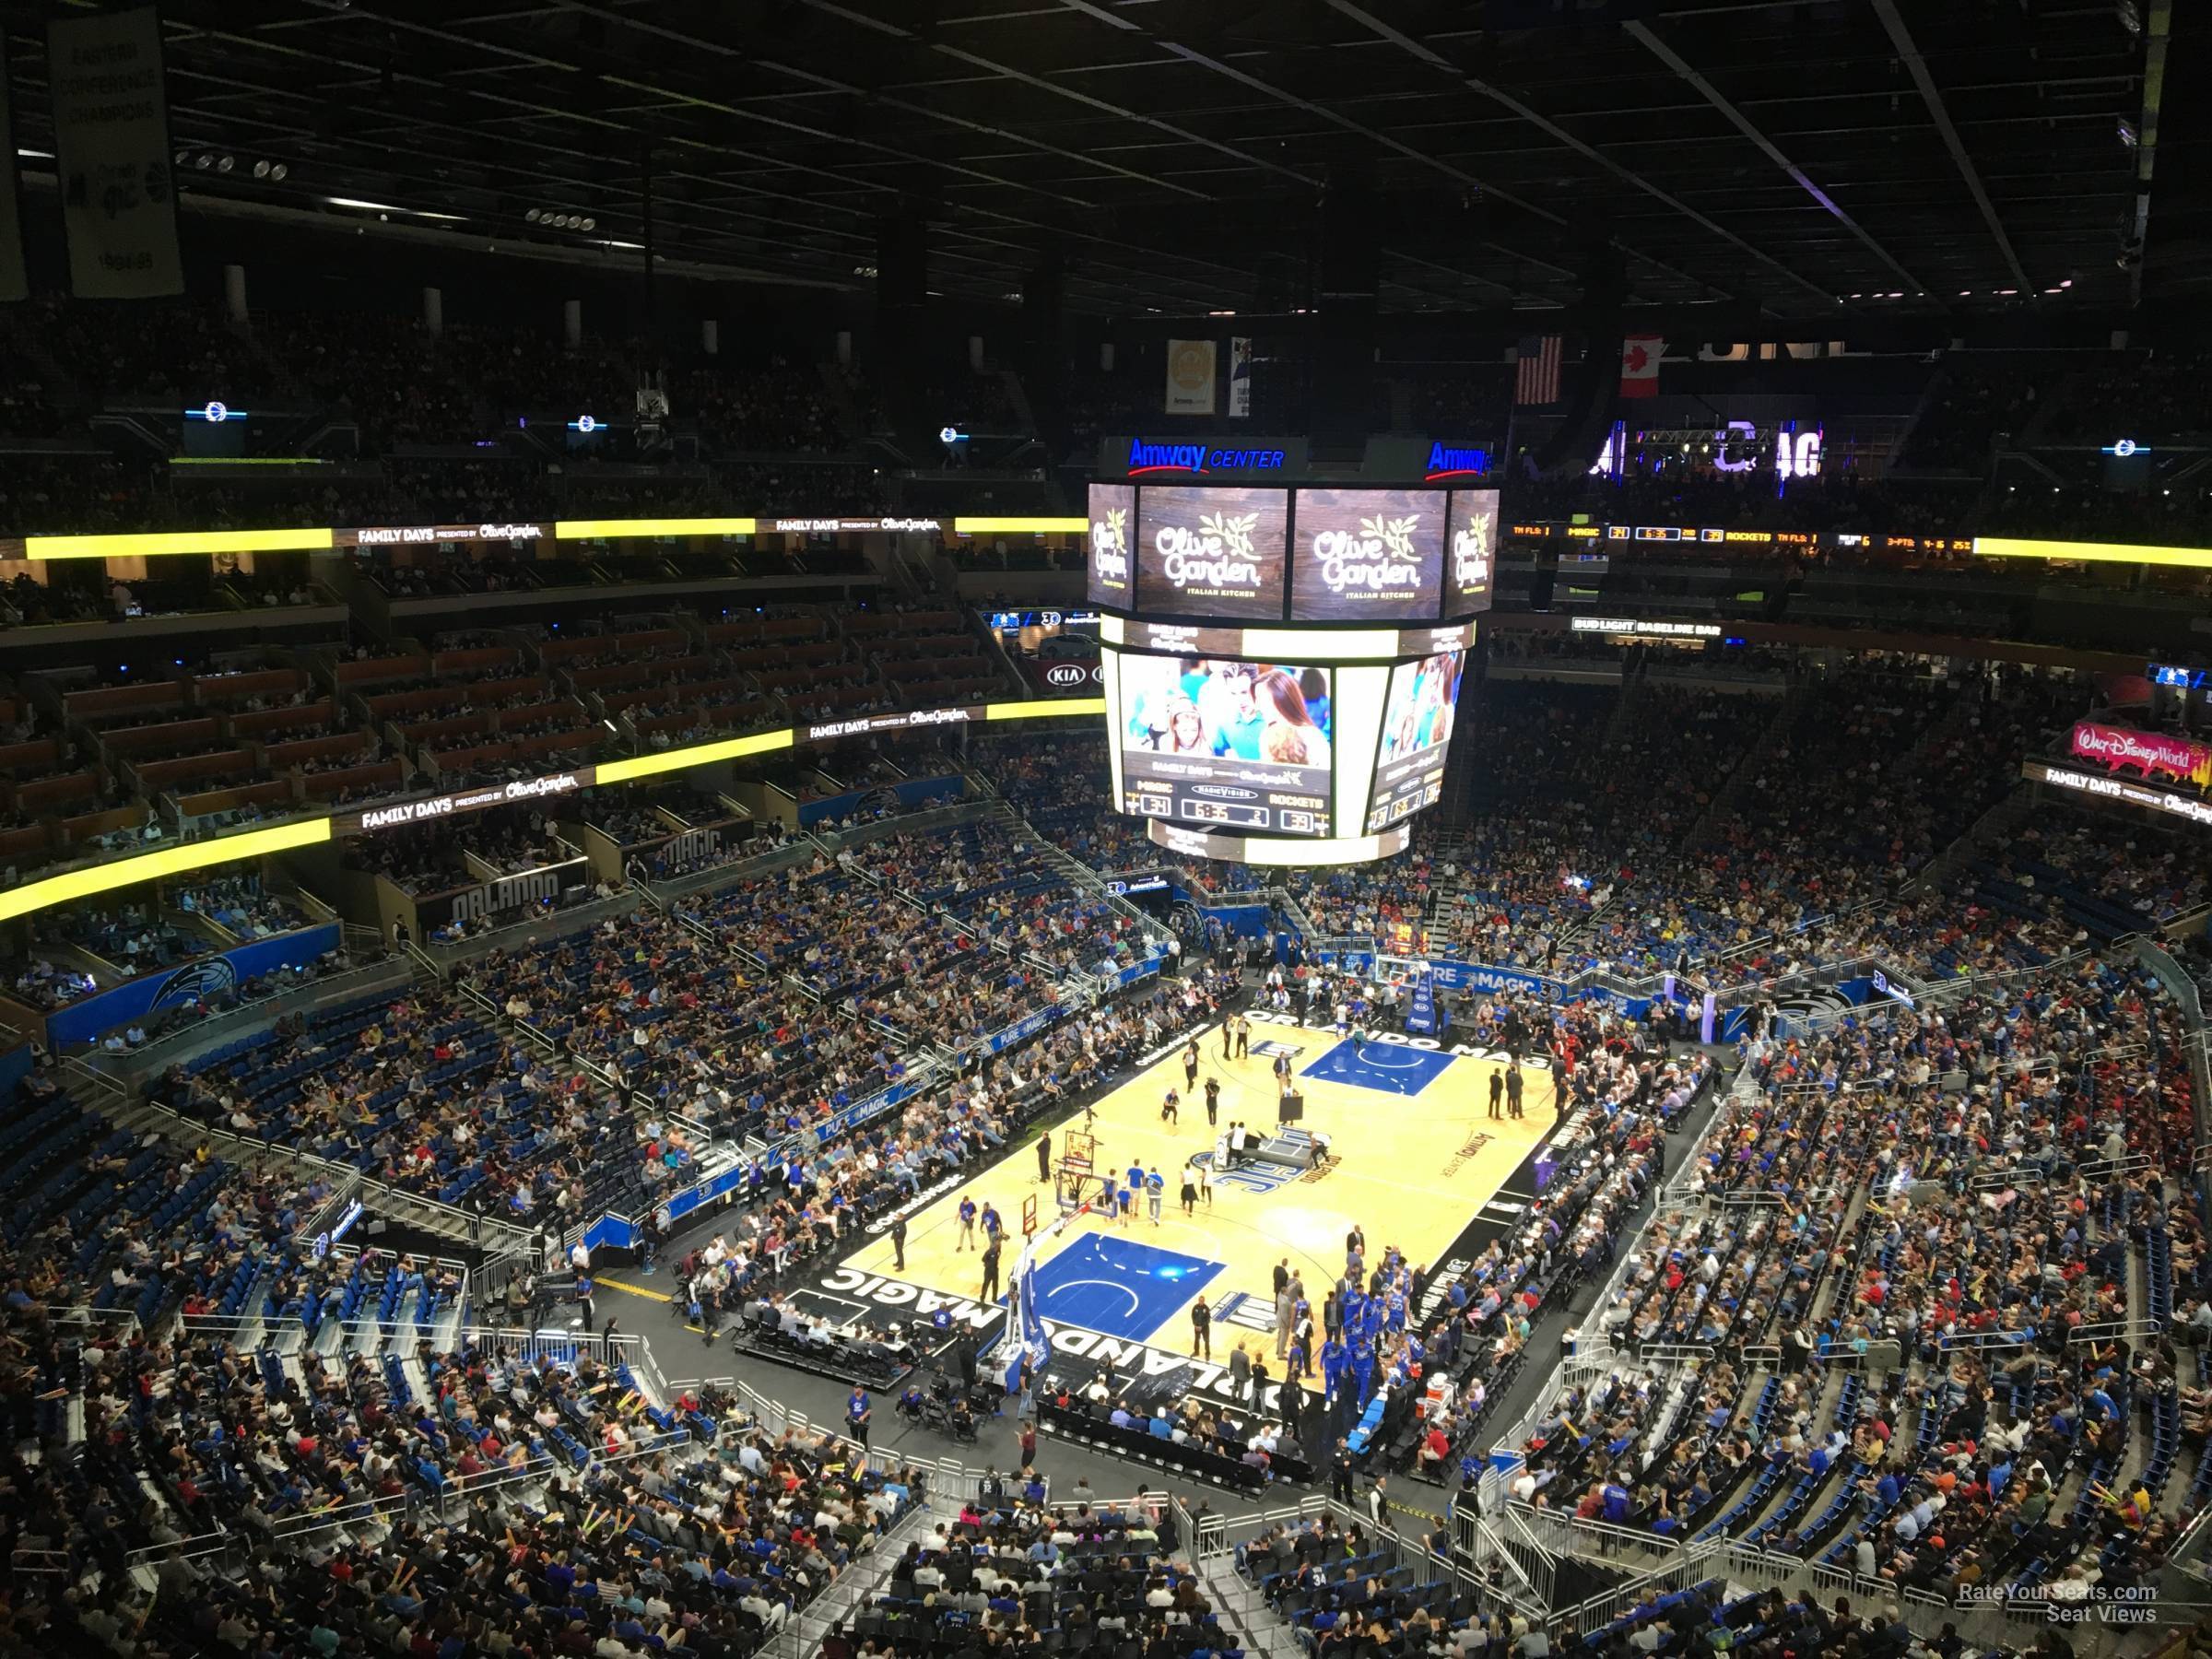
0, 1094, 917, 1659
162, 982, 632, 1219
1534, 937, 2205, 1615
172, 876, 315, 940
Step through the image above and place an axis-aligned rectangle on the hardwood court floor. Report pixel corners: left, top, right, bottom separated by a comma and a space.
839, 1020, 1556, 1356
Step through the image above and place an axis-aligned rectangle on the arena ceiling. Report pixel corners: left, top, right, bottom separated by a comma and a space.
1, 0, 2180, 321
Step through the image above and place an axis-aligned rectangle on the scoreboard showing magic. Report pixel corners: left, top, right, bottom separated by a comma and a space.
1109, 653, 1336, 835
1089, 476, 1485, 862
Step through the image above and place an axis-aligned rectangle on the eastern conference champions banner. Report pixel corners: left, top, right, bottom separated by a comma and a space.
48, 7, 183, 298
1164, 339, 1218, 415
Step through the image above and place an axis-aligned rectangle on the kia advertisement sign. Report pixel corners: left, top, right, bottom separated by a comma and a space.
1135, 484, 1288, 621
2069, 721, 2212, 790
1446, 488, 1500, 615
1086, 483, 1135, 607
1016, 656, 1105, 697
1290, 488, 1444, 621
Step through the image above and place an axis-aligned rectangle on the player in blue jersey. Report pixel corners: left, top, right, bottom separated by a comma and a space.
1321, 1336, 1349, 1406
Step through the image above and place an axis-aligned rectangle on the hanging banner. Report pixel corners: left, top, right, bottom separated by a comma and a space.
1164, 339, 1218, 415
47, 6, 183, 299
0, 39, 27, 303
1228, 335, 1253, 418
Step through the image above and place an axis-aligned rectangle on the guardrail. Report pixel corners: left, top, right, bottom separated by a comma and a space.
130, 1090, 542, 1257
655, 1373, 1034, 1509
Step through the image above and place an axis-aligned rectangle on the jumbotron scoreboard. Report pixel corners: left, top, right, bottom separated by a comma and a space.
1086, 479, 1498, 864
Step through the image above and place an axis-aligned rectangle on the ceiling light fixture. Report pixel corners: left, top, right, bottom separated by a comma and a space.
325, 195, 466, 222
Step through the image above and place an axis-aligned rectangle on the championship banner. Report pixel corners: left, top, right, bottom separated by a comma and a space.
2069, 721, 2212, 791
0, 38, 29, 303
47, 7, 183, 299
1229, 336, 1253, 418
1164, 339, 1218, 415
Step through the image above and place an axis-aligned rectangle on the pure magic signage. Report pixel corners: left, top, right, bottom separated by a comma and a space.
1291, 488, 1444, 621
1134, 485, 1288, 621
1446, 488, 1500, 615
1087, 482, 1135, 606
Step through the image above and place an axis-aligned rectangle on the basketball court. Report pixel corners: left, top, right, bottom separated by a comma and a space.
836, 1018, 1557, 1362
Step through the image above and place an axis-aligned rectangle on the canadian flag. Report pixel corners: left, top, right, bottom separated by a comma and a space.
1619, 335, 1664, 399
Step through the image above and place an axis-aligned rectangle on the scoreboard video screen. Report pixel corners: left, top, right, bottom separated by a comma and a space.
1087, 483, 1490, 621
1108, 650, 1335, 836
1134, 485, 1290, 621
1365, 649, 1463, 830
1288, 488, 1446, 622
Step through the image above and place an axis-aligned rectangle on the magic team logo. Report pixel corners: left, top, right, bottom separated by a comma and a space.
151, 955, 239, 1015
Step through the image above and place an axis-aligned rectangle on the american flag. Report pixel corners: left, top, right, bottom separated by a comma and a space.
1513, 335, 1562, 406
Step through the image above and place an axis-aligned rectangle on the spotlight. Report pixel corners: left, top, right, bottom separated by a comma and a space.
217, 154, 234, 173
526, 208, 542, 222
175, 149, 191, 167
580, 217, 594, 231
253, 159, 271, 179
195, 153, 214, 170
270, 163, 288, 182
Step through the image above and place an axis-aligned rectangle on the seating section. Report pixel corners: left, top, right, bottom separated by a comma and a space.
166, 984, 629, 1217
1527, 947, 2196, 1608
1239, 1512, 1470, 1648
864, 1498, 1247, 1658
